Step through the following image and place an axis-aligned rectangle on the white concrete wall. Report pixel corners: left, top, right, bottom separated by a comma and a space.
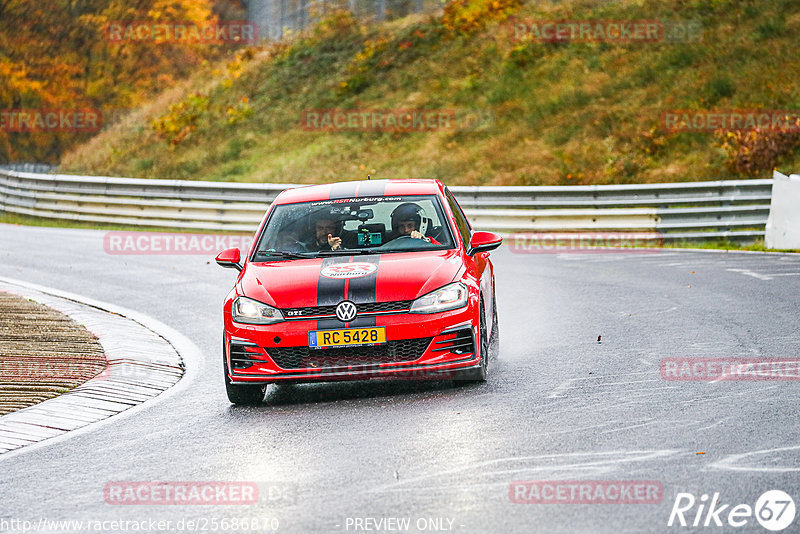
766, 170, 800, 249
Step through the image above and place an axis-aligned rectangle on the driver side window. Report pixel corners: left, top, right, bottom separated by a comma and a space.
445, 188, 472, 248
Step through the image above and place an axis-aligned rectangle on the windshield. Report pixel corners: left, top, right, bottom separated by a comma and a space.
252, 194, 455, 260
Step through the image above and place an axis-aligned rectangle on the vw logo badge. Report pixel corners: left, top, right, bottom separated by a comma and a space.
335, 301, 357, 322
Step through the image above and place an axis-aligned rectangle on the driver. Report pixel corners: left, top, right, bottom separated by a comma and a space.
390, 203, 440, 244
308, 212, 345, 251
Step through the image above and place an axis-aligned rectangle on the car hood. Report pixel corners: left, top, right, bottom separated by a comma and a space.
238, 250, 463, 308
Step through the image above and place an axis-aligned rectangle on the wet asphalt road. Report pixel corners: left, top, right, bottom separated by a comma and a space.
1, 223, 799, 533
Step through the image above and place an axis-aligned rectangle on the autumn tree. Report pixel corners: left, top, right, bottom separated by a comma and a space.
0, 0, 247, 163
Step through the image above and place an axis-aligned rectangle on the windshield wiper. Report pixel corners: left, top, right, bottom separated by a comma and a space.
253, 250, 314, 260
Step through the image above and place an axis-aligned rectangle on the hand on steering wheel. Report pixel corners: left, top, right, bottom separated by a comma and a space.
410, 230, 430, 242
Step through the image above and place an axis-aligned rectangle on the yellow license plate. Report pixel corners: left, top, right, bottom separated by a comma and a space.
308, 327, 386, 348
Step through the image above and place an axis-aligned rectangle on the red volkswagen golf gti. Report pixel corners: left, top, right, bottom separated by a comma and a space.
216, 179, 501, 404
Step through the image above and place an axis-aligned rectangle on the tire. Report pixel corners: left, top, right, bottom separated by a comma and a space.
223, 339, 266, 405
456, 299, 488, 383
489, 290, 500, 361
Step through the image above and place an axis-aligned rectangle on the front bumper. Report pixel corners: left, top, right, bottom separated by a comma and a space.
224, 305, 480, 383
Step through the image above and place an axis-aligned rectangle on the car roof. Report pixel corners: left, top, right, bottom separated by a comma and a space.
273, 179, 445, 205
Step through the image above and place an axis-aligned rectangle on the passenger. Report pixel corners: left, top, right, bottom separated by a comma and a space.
275, 224, 305, 252
390, 203, 440, 244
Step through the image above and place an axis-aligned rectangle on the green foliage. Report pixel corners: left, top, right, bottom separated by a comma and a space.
152, 93, 210, 146
753, 16, 786, 41
704, 77, 735, 104
133, 157, 155, 172
662, 47, 701, 70
226, 96, 252, 125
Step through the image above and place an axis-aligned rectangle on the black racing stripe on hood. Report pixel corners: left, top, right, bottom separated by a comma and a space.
346, 316, 377, 328
355, 180, 387, 198
346, 255, 380, 305
316, 256, 350, 307
329, 182, 358, 200
315, 256, 351, 330
316, 318, 342, 329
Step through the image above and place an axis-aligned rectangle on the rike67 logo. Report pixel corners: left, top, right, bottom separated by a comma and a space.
668, 490, 796, 531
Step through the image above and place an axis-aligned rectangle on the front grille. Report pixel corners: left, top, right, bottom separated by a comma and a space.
283, 300, 412, 319
266, 337, 432, 369
361, 301, 414, 313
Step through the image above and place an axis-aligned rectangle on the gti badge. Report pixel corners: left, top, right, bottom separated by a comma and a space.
335, 301, 357, 322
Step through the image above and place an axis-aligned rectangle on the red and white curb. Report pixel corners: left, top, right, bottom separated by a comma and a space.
0, 276, 202, 458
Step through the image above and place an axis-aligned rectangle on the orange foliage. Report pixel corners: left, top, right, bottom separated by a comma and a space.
0, 0, 246, 163
717, 121, 800, 176
441, 0, 523, 36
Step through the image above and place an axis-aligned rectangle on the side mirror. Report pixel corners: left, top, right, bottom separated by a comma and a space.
468, 231, 503, 255
216, 248, 242, 271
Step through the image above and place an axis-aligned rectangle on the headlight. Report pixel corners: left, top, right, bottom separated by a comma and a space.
232, 296, 284, 324
410, 282, 468, 314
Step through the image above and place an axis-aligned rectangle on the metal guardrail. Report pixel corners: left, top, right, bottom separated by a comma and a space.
0, 163, 56, 174
0, 169, 773, 242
